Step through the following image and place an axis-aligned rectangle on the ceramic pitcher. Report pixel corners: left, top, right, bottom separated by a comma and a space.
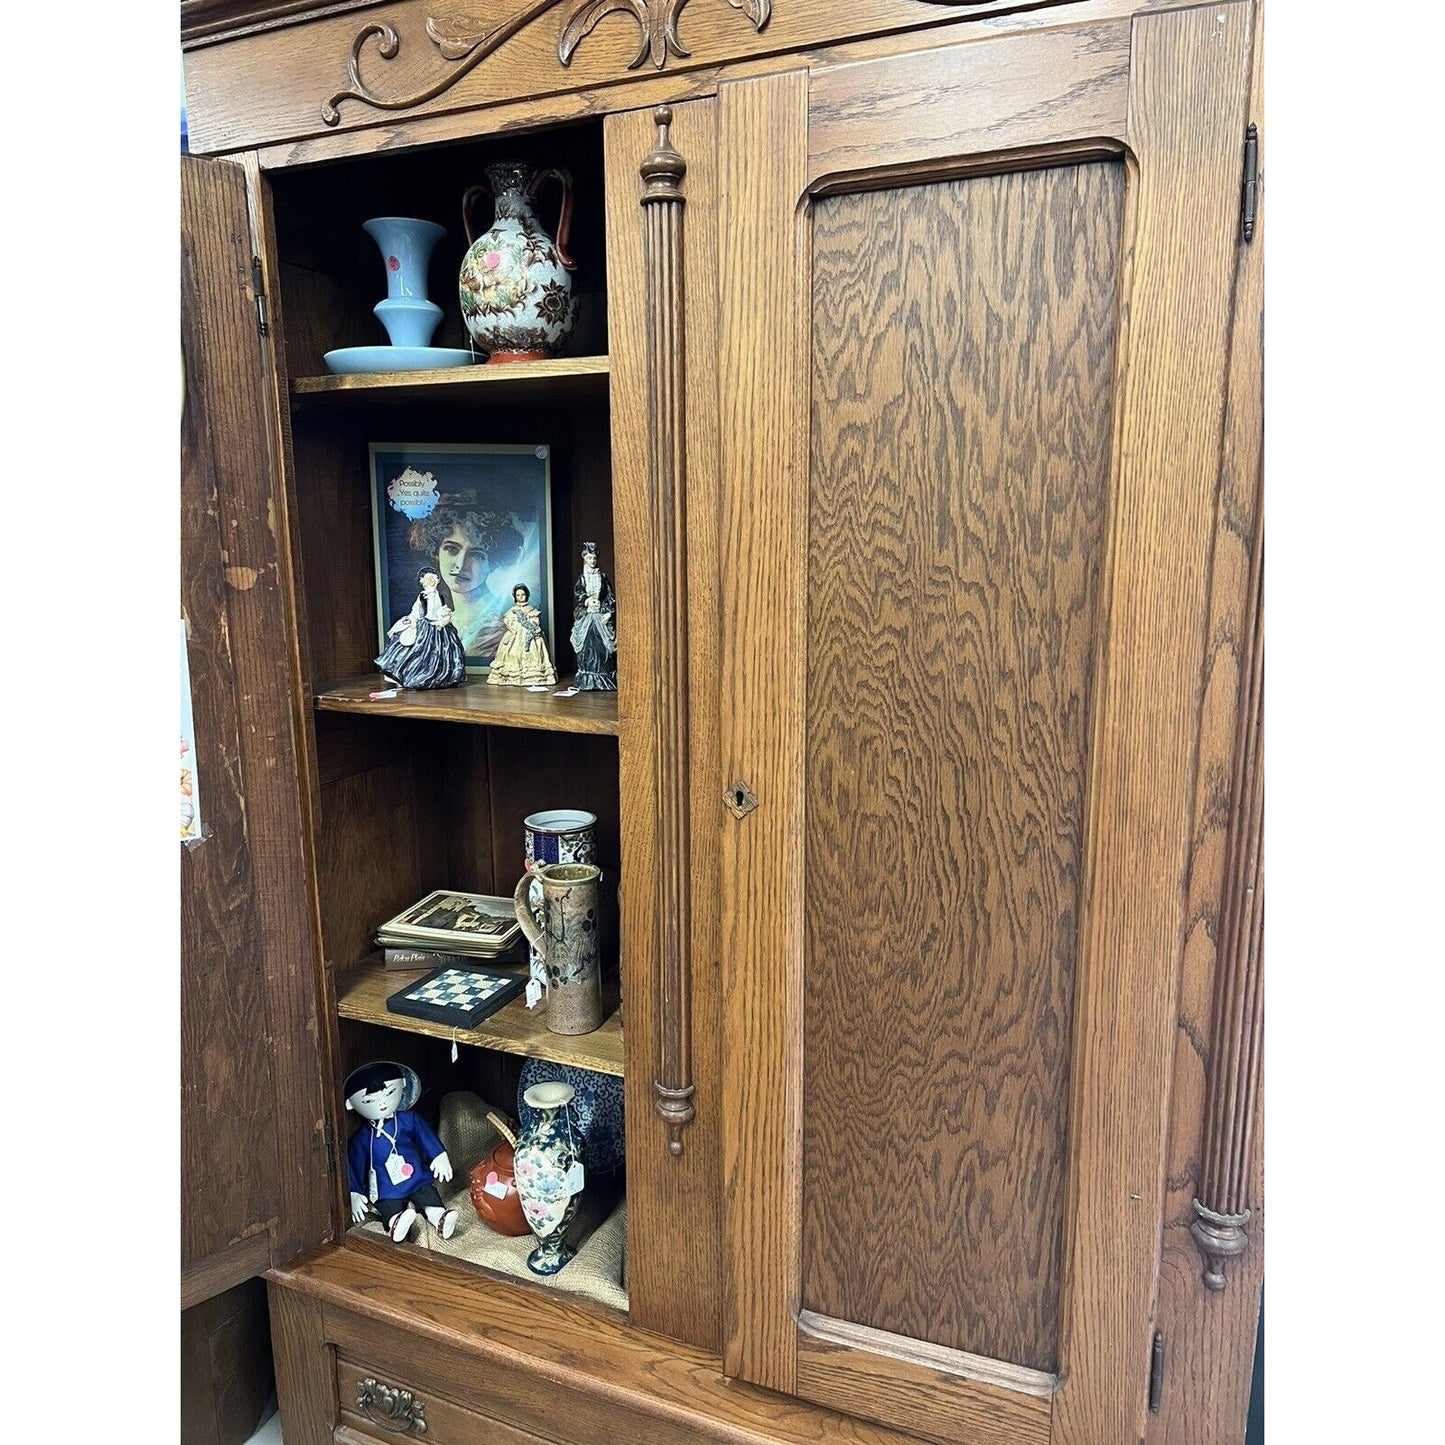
458, 161, 579, 362
513, 862, 604, 1035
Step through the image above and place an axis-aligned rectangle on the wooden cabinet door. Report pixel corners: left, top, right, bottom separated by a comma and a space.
182, 154, 333, 1307
716, 7, 1256, 1443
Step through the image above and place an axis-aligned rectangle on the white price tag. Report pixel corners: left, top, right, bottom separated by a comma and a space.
564, 1161, 585, 1197
525, 979, 543, 1010
482, 1179, 510, 1200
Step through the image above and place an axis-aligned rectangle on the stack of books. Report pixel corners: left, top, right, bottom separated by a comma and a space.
373, 889, 527, 970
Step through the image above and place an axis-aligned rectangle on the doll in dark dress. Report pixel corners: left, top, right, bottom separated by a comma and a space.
344, 1061, 457, 1243
570, 543, 616, 691
376, 566, 467, 689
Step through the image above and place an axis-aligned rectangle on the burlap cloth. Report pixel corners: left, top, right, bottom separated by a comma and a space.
355, 1090, 628, 1312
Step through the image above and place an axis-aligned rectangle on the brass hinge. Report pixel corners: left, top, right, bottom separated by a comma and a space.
1241, 122, 1259, 243
1149, 1331, 1165, 1414
251, 255, 270, 337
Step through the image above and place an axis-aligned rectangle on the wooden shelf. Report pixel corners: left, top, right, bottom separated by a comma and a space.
315, 675, 619, 735
336, 958, 624, 1077
290, 355, 609, 407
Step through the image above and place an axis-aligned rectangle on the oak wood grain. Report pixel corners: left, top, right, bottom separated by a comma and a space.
795, 1321, 1051, 1445
806, 19, 1129, 190
335, 957, 624, 1073
606, 96, 726, 1352
1147, 11, 1264, 1439
183, 0, 1090, 155
182, 1234, 276, 1314
800, 162, 1122, 1372
717, 69, 811, 1394
246, 151, 357, 1252
272, 1246, 954, 1445
235, 1, 1163, 172
316, 676, 621, 735
314, 723, 451, 972
268, 1283, 338, 1445
1050, 5, 1255, 1442
292, 354, 609, 405
182, 153, 332, 1288
337, 1357, 559, 1443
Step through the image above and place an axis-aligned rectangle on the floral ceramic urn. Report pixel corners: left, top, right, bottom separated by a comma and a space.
458, 161, 579, 363
512, 1080, 583, 1274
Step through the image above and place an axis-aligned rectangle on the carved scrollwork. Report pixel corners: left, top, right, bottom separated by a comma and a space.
561, 0, 770, 70
322, 0, 773, 125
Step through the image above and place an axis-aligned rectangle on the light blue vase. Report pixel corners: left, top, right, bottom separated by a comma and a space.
362, 217, 445, 349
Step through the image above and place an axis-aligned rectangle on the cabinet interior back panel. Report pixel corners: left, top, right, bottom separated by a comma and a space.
801, 161, 1124, 1371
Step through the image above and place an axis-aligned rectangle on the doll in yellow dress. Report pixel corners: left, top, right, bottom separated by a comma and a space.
487, 584, 558, 687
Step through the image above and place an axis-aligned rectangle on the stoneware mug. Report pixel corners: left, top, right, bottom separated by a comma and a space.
513, 862, 604, 1035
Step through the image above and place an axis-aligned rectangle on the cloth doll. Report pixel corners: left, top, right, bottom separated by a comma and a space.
344, 1060, 457, 1243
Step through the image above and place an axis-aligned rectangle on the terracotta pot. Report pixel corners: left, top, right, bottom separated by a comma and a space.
467, 1142, 530, 1236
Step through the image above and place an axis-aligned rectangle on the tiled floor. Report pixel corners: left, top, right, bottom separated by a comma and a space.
243, 1397, 282, 1445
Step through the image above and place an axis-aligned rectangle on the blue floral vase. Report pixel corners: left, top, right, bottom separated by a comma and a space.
513, 1080, 582, 1275
518, 1059, 624, 1176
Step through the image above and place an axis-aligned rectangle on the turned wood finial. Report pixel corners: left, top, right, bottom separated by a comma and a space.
641, 105, 687, 202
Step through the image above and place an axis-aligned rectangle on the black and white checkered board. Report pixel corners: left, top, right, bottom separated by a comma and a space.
386, 965, 526, 1030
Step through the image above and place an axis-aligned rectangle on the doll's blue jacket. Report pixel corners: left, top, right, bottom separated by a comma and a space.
347, 1110, 446, 1201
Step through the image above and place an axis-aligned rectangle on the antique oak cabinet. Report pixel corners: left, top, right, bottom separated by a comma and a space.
180, 2, 1264, 1442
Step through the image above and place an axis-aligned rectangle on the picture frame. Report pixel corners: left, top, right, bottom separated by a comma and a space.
375, 889, 522, 954
369, 443, 555, 675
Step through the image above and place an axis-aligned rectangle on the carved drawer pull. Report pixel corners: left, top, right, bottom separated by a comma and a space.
356, 1378, 427, 1434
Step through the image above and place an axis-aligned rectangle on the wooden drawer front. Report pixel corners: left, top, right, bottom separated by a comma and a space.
337, 1358, 557, 1445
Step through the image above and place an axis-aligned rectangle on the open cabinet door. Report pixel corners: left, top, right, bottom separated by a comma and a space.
718, 5, 1257, 1444
182, 154, 332, 1307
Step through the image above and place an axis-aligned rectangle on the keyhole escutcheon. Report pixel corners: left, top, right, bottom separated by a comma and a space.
725, 779, 758, 819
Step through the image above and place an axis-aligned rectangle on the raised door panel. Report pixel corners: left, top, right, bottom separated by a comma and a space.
718, 7, 1255, 1443
182, 153, 333, 1303
802, 160, 1122, 1375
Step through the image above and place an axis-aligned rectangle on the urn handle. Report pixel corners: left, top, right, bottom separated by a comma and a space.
461, 182, 492, 248
528, 166, 577, 270
513, 867, 545, 954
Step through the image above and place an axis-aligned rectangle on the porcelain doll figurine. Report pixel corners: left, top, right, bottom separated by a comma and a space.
487, 584, 558, 687
570, 542, 616, 691
345, 1061, 458, 1243
375, 566, 468, 689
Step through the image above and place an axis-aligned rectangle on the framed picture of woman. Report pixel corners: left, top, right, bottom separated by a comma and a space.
369, 443, 555, 675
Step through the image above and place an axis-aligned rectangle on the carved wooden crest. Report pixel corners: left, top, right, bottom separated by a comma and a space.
324, 0, 773, 125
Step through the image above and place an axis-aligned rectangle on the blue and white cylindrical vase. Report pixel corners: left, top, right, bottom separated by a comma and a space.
522, 809, 600, 996
523, 808, 598, 868
362, 217, 445, 348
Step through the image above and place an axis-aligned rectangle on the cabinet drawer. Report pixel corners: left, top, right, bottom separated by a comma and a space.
337, 1358, 557, 1445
